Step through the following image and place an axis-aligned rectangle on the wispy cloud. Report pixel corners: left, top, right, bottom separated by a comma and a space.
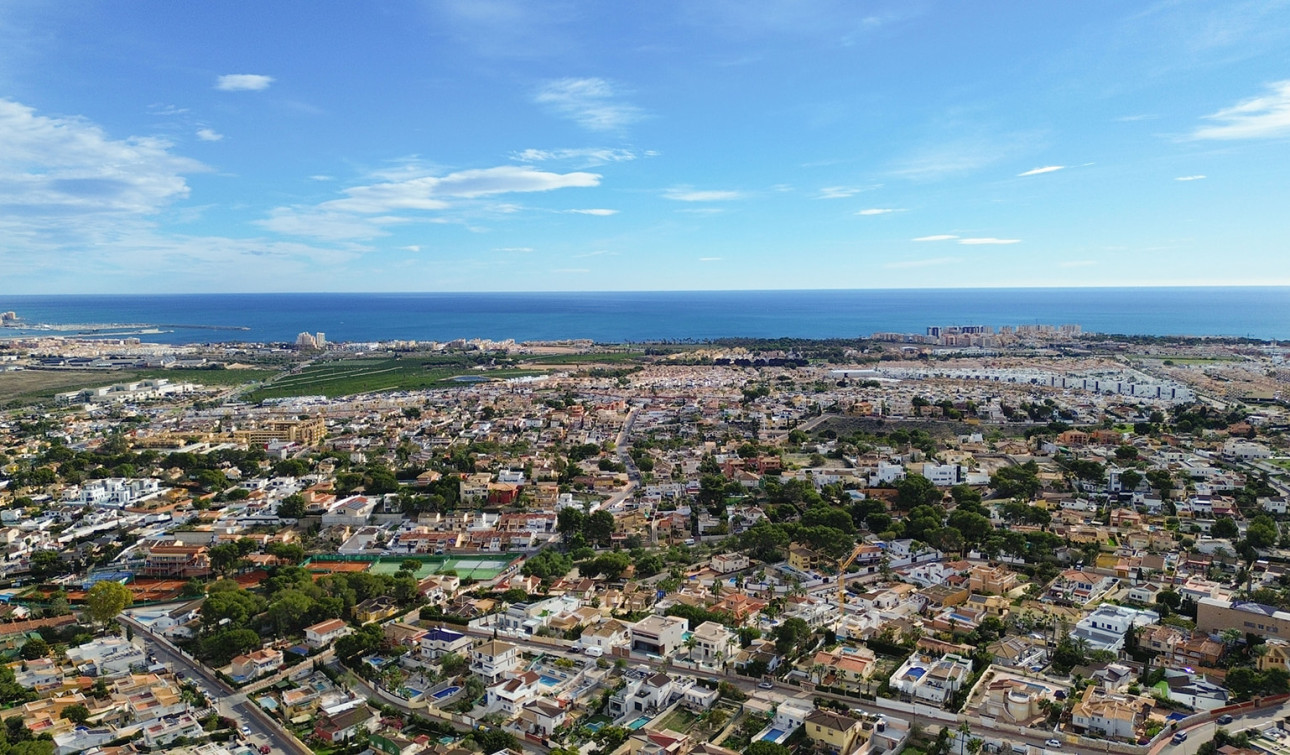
215, 74, 274, 92
1175, 175, 1207, 181
261, 165, 601, 241
309, 175, 334, 182
816, 185, 876, 199
856, 208, 905, 216
495, 247, 533, 253
664, 187, 743, 202
400, 245, 421, 252
912, 234, 957, 242
1059, 260, 1097, 268
196, 128, 223, 142
512, 147, 637, 165
885, 256, 961, 269
565, 208, 618, 215
574, 250, 617, 258
553, 267, 590, 273
1018, 165, 1063, 176
534, 78, 643, 132
699, 257, 722, 262
1193, 80, 1290, 140
889, 132, 1039, 181
959, 237, 1020, 245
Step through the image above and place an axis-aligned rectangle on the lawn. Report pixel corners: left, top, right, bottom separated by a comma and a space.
243, 357, 539, 400
656, 708, 697, 733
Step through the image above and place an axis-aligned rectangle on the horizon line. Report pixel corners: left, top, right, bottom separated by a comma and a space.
6, 283, 1290, 297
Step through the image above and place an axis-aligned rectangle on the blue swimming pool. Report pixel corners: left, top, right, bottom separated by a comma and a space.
586, 721, 606, 733
432, 686, 461, 699
907, 667, 926, 679
539, 674, 560, 686
402, 687, 425, 698
762, 729, 786, 741
628, 716, 651, 730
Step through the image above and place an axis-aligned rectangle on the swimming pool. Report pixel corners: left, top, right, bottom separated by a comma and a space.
539, 674, 560, 686
628, 716, 651, 730
906, 667, 926, 679
762, 729, 786, 741
402, 687, 425, 699
432, 686, 461, 699
586, 721, 606, 733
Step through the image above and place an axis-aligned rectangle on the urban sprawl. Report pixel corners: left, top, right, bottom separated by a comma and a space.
1, 323, 1290, 755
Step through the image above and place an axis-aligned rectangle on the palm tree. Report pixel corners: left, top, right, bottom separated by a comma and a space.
958, 721, 972, 755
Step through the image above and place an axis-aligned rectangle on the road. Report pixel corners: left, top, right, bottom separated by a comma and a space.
1151, 702, 1290, 755
119, 613, 311, 755
458, 627, 1082, 750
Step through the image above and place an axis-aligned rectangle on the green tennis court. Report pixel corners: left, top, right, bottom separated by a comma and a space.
323, 554, 519, 581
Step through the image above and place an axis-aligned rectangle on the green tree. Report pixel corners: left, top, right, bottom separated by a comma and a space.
746, 743, 791, 755
60, 704, 91, 725
894, 474, 941, 510
1212, 517, 1239, 540
85, 580, 133, 626
771, 617, 812, 656
277, 493, 307, 519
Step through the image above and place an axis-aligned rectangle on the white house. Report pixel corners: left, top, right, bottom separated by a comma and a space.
305, 618, 353, 649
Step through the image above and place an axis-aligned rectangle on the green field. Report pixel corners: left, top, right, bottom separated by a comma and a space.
316, 554, 519, 581
243, 358, 539, 401
0, 367, 278, 406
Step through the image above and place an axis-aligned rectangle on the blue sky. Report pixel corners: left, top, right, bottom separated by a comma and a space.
2, 0, 1289, 293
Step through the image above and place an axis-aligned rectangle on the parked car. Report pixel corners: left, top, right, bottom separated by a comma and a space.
1045, 739, 1061, 748
260, 747, 271, 754
1217, 714, 1234, 725
757, 680, 774, 689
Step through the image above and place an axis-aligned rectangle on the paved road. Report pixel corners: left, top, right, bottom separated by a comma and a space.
119, 614, 311, 755
461, 628, 1080, 750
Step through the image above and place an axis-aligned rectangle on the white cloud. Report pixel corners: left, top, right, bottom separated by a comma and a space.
309, 175, 334, 181
1193, 80, 1290, 140
664, 187, 743, 202
912, 234, 957, 242
566, 208, 618, 215
1059, 260, 1097, 268
817, 185, 876, 199
959, 237, 1020, 245
322, 165, 601, 214
885, 257, 962, 269
856, 208, 904, 216
512, 147, 637, 165
1017, 165, 1063, 176
216, 74, 274, 91
261, 165, 600, 241
0, 98, 205, 217
196, 128, 223, 142
495, 247, 534, 253
400, 245, 421, 252
574, 250, 617, 258
698, 257, 722, 262
553, 267, 590, 273
1175, 175, 1207, 181
535, 78, 643, 132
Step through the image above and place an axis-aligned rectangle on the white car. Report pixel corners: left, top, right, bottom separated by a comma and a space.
1045, 739, 1061, 748
757, 681, 774, 689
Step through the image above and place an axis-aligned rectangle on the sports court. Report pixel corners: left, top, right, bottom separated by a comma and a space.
310, 554, 518, 582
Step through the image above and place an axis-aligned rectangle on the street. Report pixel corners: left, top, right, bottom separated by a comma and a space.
119, 613, 311, 755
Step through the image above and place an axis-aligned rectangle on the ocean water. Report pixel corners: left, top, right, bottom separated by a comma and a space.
1, 288, 1288, 344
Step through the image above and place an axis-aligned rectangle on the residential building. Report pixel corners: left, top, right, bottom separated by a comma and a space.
420, 626, 472, 660
803, 709, 864, 755
314, 704, 379, 744
1071, 686, 1146, 740
140, 544, 211, 579
690, 621, 736, 666
470, 640, 521, 683
1198, 597, 1290, 640
630, 615, 687, 657
305, 618, 352, 649
230, 648, 283, 681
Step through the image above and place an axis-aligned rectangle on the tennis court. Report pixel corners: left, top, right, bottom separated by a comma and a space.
313, 554, 518, 582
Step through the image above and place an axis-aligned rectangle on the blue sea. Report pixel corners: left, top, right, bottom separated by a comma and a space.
1, 288, 1288, 344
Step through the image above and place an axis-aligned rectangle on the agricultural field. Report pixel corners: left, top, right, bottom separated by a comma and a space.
0, 367, 280, 407
242, 357, 538, 401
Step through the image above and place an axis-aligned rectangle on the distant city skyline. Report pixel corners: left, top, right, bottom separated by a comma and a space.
2, 1, 1289, 293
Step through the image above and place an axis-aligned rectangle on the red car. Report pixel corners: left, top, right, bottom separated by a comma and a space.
259, 746, 271, 754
